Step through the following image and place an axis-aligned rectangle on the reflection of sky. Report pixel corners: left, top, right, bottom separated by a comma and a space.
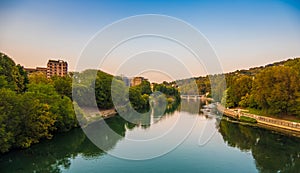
0, 0, 300, 82
66, 110, 258, 172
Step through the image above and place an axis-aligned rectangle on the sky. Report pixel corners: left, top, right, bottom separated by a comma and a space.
0, 0, 300, 82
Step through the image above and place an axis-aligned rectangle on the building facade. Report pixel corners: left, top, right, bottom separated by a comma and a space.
24, 67, 47, 75
130, 77, 145, 86
47, 60, 68, 78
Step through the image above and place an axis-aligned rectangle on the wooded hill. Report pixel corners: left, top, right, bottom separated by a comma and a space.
176, 57, 300, 117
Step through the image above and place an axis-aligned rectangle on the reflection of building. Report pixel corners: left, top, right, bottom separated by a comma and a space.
47, 60, 68, 78
130, 77, 145, 86
24, 67, 47, 75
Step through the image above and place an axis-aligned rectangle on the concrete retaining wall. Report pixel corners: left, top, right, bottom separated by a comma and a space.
217, 104, 300, 132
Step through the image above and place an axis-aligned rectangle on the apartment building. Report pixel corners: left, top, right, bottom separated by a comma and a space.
47, 60, 68, 78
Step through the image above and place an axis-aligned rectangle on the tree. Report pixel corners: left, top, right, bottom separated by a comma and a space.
225, 75, 252, 108
251, 66, 300, 115
0, 88, 21, 152
16, 93, 56, 148
129, 87, 148, 111
210, 74, 227, 102
0, 52, 79, 153
111, 78, 128, 107
139, 80, 152, 95
54, 96, 77, 132
95, 71, 113, 109
26, 83, 77, 132
0, 53, 27, 92
16, 64, 28, 92
72, 83, 95, 107
28, 72, 49, 84
0, 75, 8, 88
51, 75, 72, 98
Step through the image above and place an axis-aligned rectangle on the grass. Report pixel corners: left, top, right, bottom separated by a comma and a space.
245, 108, 266, 116
243, 107, 300, 123
240, 116, 257, 124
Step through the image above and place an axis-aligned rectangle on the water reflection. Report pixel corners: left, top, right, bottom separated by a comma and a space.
1, 101, 300, 173
0, 128, 102, 173
179, 99, 202, 114
0, 102, 181, 173
219, 120, 300, 173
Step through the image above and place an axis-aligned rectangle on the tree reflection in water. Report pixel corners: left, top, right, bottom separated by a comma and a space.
0, 115, 134, 173
219, 120, 300, 173
4, 102, 299, 173
0, 103, 181, 173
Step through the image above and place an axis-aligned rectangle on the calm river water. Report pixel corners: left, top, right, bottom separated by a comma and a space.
1, 100, 300, 173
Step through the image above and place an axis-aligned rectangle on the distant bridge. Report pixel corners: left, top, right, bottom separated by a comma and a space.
180, 95, 205, 100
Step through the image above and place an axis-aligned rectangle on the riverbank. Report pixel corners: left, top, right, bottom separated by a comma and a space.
81, 107, 117, 125
217, 104, 300, 134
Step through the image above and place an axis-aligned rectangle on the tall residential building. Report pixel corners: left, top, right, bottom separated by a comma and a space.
47, 60, 68, 78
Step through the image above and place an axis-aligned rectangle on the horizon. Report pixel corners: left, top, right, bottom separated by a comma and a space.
5, 53, 299, 83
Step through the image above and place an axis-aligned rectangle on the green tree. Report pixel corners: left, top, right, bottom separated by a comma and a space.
0, 53, 27, 92
111, 78, 128, 107
252, 66, 300, 115
225, 75, 252, 108
72, 83, 95, 107
0, 88, 21, 152
51, 75, 72, 98
0, 75, 8, 88
0, 52, 79, 153
210, 74, 227, 102
28, 72, 49, 84
129, 87, 149, 111
139, 80, 152, 95
16, 93, 56, 148
26, 83, 77, 132
95, 71, 113, 109
54, 96, 77, 132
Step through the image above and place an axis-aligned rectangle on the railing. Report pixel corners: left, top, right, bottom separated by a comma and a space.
180, 95, 204, 100
217, 104, 300, 132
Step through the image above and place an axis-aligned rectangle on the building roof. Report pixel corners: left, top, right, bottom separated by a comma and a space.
48, 60, 68, 64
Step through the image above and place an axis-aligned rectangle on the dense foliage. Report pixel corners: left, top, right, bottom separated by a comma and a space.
224, 58, 300, 116
72, 71, 152, 111
219, 120, 300, 172
177, 57, 300, 117
0, 52, 182, 154
129, 85, 150, 111
0, 53, 28, 92
0, 53, 78, 153
176, 77, 210, 95
153, 83, 181, 103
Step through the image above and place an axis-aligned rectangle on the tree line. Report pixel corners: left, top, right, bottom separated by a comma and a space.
224, 58, 300, 116
0, 53, 78, 153
0, 52, 182, 153
177, 57, 300, 117
72, 71, 153, 112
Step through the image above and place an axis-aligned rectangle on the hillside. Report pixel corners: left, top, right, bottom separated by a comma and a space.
177, 57, 300, 117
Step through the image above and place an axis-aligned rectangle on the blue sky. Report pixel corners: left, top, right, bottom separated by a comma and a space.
0, 0, 300, 80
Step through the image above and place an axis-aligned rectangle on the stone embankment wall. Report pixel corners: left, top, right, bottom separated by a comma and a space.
217, 104, 300, 132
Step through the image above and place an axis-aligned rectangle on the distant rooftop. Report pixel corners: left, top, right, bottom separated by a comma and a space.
48, 59, 67, 64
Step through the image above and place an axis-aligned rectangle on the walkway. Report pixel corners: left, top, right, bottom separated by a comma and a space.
217, 104, 300, 132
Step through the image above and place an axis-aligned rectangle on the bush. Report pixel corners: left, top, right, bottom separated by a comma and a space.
239, 116, 257, 124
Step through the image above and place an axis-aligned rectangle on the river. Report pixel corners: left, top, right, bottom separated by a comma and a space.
1, 100, 300, 173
